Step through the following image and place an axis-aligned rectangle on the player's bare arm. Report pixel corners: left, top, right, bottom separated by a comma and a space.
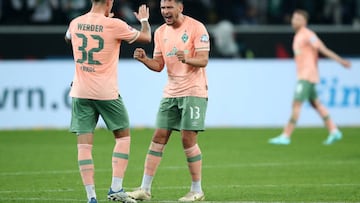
318, 44, 351, 68
134, 4, 151, 43
133, 48, 165, 72
176, 50, 209, 67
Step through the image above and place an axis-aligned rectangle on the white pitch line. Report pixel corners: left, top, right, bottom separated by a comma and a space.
0, 169, 106, 176
0, 198, 352, 203
0, 160, 359, 176
0, 199, 268, 203
150, 183, 360, 190
0, 188, 75, 194
1, 183, 359, 194
0, 197, 82, 202
0, 184, 358, 203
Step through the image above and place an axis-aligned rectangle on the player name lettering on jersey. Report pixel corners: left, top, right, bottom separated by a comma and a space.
77, 23, 104, 32
81, 65, 95, 72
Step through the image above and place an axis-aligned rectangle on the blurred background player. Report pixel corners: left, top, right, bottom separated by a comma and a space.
127, 0, 210, 201
212, 20, 240, 58
64, 0, 151, 202
268, 9, 351, 145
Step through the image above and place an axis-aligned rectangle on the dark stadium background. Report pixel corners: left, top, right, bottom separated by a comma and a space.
0, 0, 359, 59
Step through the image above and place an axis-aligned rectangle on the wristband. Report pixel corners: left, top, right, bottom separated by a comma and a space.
140, 18, 148, 22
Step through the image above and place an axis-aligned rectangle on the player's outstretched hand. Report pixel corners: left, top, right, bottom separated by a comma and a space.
134, 4, 149, 22
341, 59, 351, 69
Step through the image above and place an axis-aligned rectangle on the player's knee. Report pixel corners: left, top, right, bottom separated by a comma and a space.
152, 131, 170, 144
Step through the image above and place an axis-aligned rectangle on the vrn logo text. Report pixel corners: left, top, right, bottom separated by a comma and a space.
317, 77, 360, 108
0, 87, 71, 110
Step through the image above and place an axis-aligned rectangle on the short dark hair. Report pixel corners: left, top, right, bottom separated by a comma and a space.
161, 0, 183, 3
294, 9, 309, 21
92, 0, 106, 3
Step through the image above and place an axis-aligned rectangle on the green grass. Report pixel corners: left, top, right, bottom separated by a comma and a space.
0, 127, 359, 202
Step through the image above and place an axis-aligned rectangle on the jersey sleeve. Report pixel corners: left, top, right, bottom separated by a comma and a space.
194, 22, 210, 52
113, 19, 140, 44
65, 20, 75, 40
308, 31, 322, 50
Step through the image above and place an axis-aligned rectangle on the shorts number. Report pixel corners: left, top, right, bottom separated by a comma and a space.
75, 33, 104, 65
190, 106, 201, 119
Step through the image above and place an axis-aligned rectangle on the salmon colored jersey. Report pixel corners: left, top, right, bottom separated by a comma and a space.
292, 27, 323, 83
154, 16, 210, 98
67, 13, 140, 100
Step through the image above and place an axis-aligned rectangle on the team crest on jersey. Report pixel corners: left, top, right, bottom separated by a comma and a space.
200, 34, 209, 43
181, 32, 189, 43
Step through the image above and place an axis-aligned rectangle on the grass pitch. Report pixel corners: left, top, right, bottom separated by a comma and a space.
0, 127, 359, 202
